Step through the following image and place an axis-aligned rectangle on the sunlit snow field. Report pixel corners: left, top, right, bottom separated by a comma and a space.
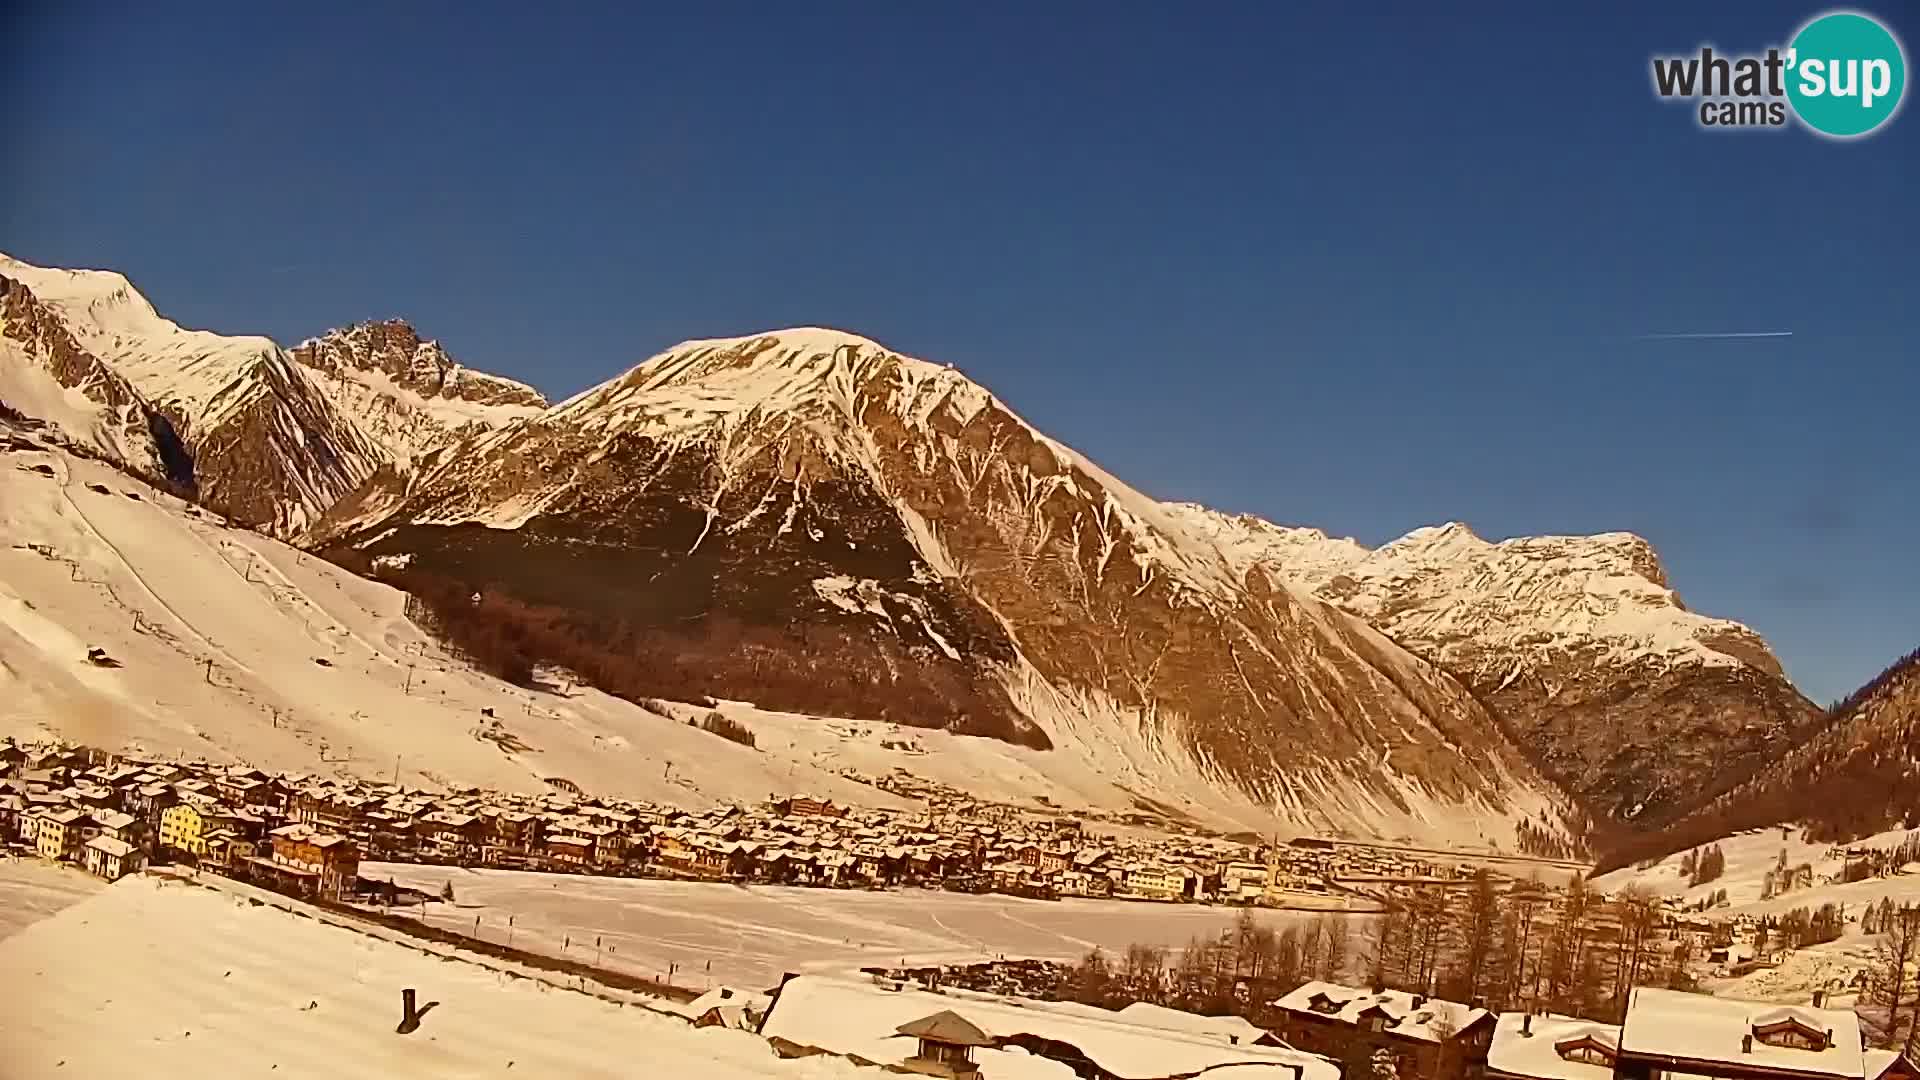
367, 862, 1360, 991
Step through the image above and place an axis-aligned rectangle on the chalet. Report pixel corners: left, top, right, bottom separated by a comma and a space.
777, 796, 846, 820
1272, 981, 1494, 1080
255, 824, 359, 900
1615, 988, 1865, 1080
1485, 1014, 1622, 1080
422, 811, 485, 860
124, 781, 178, 821
485, 810, 541, 862
546, 835, 593, 865
83, 834, 145, 881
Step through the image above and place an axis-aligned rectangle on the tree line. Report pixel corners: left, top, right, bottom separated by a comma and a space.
1860, 901, 1920, 1054
345, 562, 1046, 748
1065, 872, 1697, 1029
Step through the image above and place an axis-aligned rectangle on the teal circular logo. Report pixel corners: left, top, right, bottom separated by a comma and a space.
1786, 11, 1907, 137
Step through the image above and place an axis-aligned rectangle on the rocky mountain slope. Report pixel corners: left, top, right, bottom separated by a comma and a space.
0, 272, 190, 483
290, 319, 545, 465
0, 253, 542, 535
318, 329, 1573, 843
1174, 506, 1822, 829
1597, 646, 1920, 869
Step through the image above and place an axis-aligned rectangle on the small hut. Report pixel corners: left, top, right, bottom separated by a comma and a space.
895, 1009, 994, 1078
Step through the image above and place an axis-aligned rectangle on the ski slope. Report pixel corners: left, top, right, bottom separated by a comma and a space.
0, 874, 868, 1079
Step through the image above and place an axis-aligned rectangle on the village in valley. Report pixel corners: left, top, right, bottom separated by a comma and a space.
0, 737, 1483, 908
5, 733, 1918, 1080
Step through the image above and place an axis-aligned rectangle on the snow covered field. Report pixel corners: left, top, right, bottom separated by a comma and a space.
0, 856, 105, 940
367, 863, 1358, 991
0, 874, 872, 1079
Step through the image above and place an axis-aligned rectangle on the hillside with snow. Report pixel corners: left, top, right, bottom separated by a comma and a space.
319, 330, 1576, 846
1, 435, 1518, 838
1175, 505, 1820, 829
0, 874, 871, 1079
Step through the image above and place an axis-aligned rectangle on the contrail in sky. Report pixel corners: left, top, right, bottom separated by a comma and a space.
1637, 330, 1794, 339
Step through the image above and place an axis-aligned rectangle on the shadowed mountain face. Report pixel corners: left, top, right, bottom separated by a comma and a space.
319, 332, 1569, 838
1596, 647, 1920, 870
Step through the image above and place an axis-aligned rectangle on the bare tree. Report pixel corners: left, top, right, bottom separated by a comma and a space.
1457, 870, 1499, 1001
1324, 917, 1351, 982
1867, 903, 1920, 1049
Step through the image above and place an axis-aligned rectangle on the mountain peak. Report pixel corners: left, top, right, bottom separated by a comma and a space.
292, 320, 545, 411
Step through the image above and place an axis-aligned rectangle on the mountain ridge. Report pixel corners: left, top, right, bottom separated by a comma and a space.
0, 256, 1828, 846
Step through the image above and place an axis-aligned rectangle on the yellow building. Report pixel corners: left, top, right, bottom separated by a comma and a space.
160, 802, 208, 856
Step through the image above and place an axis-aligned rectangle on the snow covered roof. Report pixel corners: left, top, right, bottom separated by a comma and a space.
1111, 1001, 1275, 1046
85, 835, 136, 858
1486, 1014, 1621, 1080
898, 1009, 997, 1047
762, 975, 1336, 1080
1271, 981, 1489, 1043
1619, 988, 1863, 1079
1865, 1050, 1916, 1080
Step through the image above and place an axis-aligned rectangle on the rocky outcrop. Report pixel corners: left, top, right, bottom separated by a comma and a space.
292, 320, 545, 409
1176, 507, 1823, 829
0, 274, 191, 484
0, 254, 540, 536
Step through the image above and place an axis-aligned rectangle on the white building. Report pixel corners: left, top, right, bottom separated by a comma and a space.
83, 835, 144, 881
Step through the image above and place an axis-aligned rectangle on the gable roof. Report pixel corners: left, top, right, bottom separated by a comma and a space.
896, 1010, 995, 1048
1488, 1014, 1621, 1080
764, 975, 1336, 1080
1619, 989, 1863, 1080
1272, 981, 1489, 1043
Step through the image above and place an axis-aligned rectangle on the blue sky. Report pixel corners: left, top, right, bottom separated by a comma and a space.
3, 3, 1914, 703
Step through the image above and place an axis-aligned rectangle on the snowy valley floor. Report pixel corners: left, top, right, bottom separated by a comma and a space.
0, 856, 105, 941
364, 862, 1355, 992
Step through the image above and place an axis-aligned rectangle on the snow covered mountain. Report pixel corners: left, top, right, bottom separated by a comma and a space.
1172, 506, 1822, 829
0, 272, 189, 482
290, 319, 544, 465
0, 253, 542, 536
1, 252, 1821, 846
318, 329, 1574, 844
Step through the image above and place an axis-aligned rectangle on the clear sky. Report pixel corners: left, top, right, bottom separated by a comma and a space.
3, 3, 1914, 703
